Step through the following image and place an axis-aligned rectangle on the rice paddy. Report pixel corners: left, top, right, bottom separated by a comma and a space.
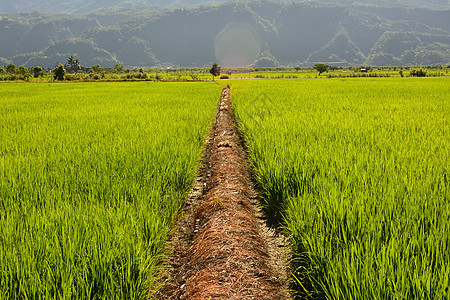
231, 77, 450, 299
1, 76, 449, 299
0, 82, 219, 298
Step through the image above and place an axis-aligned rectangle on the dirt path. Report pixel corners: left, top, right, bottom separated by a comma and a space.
158, 87, 291, 299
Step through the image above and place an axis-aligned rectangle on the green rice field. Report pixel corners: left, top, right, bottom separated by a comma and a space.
231, 78, 450, 299
1, 77, 449, 299
0, 82, 218, 298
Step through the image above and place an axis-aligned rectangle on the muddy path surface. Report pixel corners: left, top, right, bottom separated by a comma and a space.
158, 87, 291, 300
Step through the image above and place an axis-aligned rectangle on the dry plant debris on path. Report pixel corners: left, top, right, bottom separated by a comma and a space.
158, 88, 291, 299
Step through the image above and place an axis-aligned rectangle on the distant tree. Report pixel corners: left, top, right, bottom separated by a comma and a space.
294, 67, 301, 72
17, 66, 29, 76
67, 56, 74, 66
0, 67, 5, 74
53, 64, 66, 81
410, 69, 427, 77
209, 63, 221, 81
6, 64, 16, 74
32, 66, 44, 78
67, 56, 81, 71
313, 63, 329, 76
89, 65, 104, 73
114, 64, 124, 72
399, 70, 404, 77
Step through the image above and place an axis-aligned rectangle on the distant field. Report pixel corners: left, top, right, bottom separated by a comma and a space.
0, 82, 219, 298
138, 66, 449, 80
2, 66, 448, 83
231, 78, 450, 298
117, 67, 450, 81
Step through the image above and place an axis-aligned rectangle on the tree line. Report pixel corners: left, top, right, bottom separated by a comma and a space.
1, 57, 445, 82
0, 55, 227, 82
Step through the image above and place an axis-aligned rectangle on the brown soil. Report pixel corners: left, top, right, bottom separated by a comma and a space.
157, 87, 291, 300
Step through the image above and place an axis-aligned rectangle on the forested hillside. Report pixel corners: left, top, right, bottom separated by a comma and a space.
1, 0, 449, 14
0, 0, 449, 68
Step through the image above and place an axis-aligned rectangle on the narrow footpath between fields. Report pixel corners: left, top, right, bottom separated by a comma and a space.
158, 87, 291, 299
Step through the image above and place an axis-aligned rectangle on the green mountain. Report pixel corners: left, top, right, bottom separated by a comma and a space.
0, 0, 228, 14
0, 1, 449, 68
0, 0, 449, 14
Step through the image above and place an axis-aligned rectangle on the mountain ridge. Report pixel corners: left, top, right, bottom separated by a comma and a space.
1, 1, 449, 68
1, 0, 449, 14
